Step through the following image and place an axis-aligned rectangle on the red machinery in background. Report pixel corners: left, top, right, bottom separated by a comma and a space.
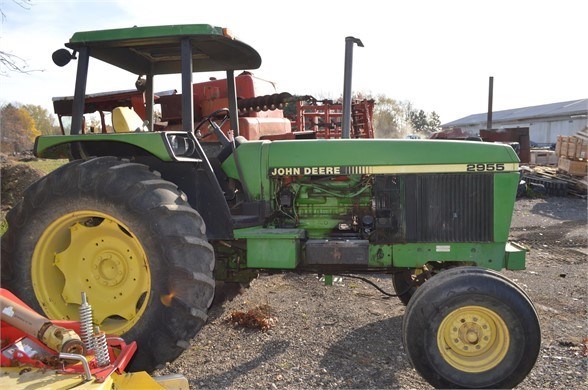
287, 98, 375, 139
53, 72, 375, 140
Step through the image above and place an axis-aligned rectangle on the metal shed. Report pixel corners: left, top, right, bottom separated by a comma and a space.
442, 99, 588, 146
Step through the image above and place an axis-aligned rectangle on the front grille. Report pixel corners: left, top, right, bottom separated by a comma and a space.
406, 174, 493, 242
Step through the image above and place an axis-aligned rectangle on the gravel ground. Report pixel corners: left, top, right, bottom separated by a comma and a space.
155, 196, 588, 389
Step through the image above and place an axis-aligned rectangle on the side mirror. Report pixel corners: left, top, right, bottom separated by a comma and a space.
52, 49, 76, 67
135, 76, 147, 92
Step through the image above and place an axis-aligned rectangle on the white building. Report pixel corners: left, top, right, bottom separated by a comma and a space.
442, 99, 587, 146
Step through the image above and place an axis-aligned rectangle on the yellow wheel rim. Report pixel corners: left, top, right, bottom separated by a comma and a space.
32, 211, 150, 335
437, 305, 510, 373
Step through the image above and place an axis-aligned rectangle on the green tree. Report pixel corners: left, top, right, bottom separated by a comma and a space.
409, 109, 429, 132
0, 103, 41, 153
22, 104, 59, 135
426, 111, 442, 134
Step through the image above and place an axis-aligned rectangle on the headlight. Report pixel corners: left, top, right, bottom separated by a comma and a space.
167, 134, 195, 157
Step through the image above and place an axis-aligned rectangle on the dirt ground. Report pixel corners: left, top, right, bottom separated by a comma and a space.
0, 156, 45, 222
156, 196, 587, 389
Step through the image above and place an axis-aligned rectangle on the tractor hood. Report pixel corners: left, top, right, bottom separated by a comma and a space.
222, 139, 521, 200
65, 24, 261, 75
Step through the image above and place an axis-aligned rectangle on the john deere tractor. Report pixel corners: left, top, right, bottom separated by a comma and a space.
1, 24, 540, 388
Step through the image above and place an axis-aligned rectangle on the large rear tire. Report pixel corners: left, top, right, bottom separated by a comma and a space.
402, 267, 540, 389
1, 157, 215, 372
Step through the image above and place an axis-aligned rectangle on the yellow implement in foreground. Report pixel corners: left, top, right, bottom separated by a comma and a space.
0, 288, 187, 389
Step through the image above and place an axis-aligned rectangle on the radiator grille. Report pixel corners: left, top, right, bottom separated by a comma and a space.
406, 174, 494, 242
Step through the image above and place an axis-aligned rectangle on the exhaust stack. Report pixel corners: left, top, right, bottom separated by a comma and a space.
342, 37, 364, 138
487, 76, 494, 130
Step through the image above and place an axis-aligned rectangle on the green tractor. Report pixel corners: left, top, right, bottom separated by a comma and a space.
1, 24, 540, 388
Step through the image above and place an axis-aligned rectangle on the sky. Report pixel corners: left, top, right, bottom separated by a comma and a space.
0, 0, 587, 125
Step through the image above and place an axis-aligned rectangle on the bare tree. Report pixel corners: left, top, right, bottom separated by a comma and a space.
0, 0, 41, 76
0, 51, 32, 75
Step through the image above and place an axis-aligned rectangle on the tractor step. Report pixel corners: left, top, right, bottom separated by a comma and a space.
231, 215, 262, 228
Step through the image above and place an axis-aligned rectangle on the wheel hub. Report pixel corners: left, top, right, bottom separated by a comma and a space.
33, 211, 150, 335
448, 314, 493, 353
92, 252, 126, 287
437, 305, 510, 373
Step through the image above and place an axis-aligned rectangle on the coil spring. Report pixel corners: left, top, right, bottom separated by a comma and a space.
79, 293, 94, 352
93, 326, 110, 367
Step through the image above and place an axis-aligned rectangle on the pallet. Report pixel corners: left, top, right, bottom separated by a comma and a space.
523, 166, 587, 198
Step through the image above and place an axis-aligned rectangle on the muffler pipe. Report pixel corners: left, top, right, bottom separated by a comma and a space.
342, 36, 364, 139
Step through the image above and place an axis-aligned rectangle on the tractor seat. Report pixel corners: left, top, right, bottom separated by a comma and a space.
112, 106, 146, 132
234, 135, 248, 144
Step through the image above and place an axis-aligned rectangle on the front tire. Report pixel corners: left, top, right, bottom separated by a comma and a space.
1, 157, 215, 372
402, 267, 540, 389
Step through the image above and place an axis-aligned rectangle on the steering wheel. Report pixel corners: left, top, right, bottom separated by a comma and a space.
194, 108, 231, 147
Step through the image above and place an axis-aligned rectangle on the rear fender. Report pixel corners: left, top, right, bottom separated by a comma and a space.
34, 132, 196, 162
35, 133, 234, 239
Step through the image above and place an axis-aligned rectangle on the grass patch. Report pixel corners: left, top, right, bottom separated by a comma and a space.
25, 159, 68, 174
